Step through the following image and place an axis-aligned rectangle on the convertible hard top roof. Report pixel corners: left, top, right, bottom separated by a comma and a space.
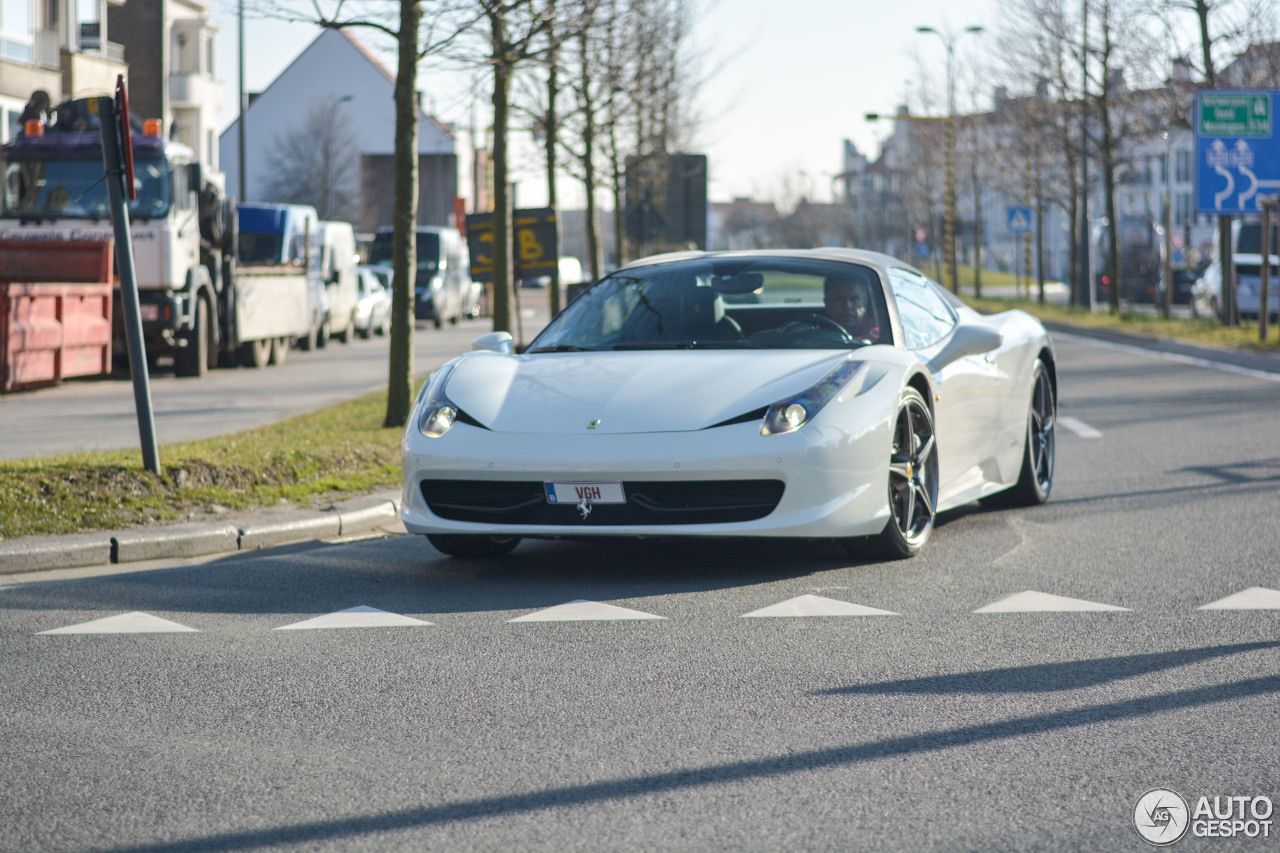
619, 247, 920, 277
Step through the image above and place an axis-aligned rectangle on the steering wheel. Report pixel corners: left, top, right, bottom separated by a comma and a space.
804, 314, 854, 340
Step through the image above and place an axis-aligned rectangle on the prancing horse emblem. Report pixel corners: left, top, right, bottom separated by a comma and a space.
576, 499, 593, 520
587, 419, 602, 429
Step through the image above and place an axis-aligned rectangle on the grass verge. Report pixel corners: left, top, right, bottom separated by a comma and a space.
960, 293, 1280, 353
0, 386, 410, 540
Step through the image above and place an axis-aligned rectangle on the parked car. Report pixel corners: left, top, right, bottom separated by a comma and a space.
355, 265, 392, 338
317, 221, 360, 343
1191, 222, 1280, 319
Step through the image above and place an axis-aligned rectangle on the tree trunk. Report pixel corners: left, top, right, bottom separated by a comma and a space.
579, 31, 603, 281
383, 0, 421, 428
490, 10, 514, 335
544, 0, 562, 315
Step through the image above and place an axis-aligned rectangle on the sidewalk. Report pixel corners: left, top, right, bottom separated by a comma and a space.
0, 489, 405, 577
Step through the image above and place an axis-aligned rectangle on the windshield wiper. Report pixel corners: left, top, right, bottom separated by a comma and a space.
526, 344, 596, 353
612, 341, 755, 350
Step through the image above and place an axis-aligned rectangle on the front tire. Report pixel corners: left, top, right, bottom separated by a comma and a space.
426, 534, 521, 558
175, 296, 213, 377
858, 387, 939, 560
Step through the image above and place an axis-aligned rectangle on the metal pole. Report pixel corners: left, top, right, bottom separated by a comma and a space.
97, 95, 161, 475
1079, 0, 1092, 309
1162, 194, 1173, 320
1261, 198, 1274, 342
237, 0, 246, 201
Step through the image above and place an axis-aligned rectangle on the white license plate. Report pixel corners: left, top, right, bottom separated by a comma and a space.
545, 481, 625, 504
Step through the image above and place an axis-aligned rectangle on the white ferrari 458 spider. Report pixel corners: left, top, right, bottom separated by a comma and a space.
401, 249, 1056, 559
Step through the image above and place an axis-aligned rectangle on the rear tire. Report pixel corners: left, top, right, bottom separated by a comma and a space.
426, 534, 521, 558
299, 315, 319, 351
270, 336, 289, 365
986, 359, 1055, 507
238, 338, 271, 369
334, 311, 355, 344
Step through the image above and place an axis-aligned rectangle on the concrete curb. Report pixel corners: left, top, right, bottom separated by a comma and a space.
0, 492, 404, 575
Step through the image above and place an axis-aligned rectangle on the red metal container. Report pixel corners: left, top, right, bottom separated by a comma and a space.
0, 239, 114, 393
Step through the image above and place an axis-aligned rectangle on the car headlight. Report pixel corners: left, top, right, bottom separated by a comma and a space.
417, 363, 460, 438
431, 276, 444, 290
761, 358, 865, 436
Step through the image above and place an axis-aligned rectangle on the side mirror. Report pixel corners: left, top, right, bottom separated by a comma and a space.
472, 331, 514, 354
928, 324, 1003, 372
187, 162, 201, 190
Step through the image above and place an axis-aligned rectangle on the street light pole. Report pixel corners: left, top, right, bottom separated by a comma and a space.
917, 24, 983, 294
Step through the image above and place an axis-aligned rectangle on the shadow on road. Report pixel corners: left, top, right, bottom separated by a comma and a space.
94, 649, 1280, 853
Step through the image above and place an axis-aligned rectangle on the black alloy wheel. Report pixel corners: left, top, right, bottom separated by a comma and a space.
994, 359, 1055, 507
861, 387, 939, 559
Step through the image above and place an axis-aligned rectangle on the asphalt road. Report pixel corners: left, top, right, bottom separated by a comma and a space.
0, 306, 549, 460
2, 334, 1279, 851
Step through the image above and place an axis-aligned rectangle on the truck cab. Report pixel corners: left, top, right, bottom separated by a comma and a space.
0, 101, 216, 371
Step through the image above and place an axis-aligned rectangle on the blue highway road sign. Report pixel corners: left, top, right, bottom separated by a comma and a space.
1196, 90, 1280, 214
1007, 206, 1033, 233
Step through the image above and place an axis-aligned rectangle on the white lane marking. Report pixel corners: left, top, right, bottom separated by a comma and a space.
1058, 416, 1102, 438
39, 611, 199, 634
1053, 331, 1280, 383
276, 605, 432, 630
508, 599, 665, 622
975, 591, 1131, 613
742, 595, 898, 618
1197, 587, 1280, 610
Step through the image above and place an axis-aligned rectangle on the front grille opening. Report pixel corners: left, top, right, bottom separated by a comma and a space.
420, 479, 785, 526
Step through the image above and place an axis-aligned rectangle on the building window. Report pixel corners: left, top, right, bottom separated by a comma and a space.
1176, 150, 1191, 183
1, 0, 34, 62
205, 34, 214, 75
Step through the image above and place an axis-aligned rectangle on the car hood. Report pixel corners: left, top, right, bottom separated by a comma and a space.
445, 350, 858, 434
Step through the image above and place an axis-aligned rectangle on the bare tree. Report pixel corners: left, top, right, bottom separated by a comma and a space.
247, 0, 478, 426
263, 95, 361, 220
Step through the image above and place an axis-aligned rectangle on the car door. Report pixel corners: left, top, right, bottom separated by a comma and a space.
887, 268, 1003, 502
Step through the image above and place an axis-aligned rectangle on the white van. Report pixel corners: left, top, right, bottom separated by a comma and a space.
318, 221, 361, 343
367, 226, 472, 328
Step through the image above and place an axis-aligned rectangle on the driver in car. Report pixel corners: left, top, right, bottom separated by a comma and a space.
823, 275, 879, 342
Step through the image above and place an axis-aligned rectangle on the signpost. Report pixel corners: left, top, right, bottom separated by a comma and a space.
1195, 90, 1279, 325
1195, 90, 1280, 215
464, 207, 559, 284
1006, 206, 1033, 233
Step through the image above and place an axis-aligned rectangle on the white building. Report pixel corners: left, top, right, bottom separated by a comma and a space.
218, 27, 457, 232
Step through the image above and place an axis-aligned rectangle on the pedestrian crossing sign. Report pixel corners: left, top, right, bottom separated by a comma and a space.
1007, 206, 1033, 233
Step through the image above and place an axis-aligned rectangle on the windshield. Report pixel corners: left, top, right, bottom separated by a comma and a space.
1237, 224, 1280, 256
1, 157, 171, 221
368, 231, 442, 282
528, 257, 889, 352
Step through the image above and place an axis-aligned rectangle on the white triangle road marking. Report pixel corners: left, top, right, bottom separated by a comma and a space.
39, 611, 199, 635
1198, 587, 1280, 610
276, 605, 433, 630
1059, 417, 1102, 438
508, 599, 665, 622
742, 594, 898, 618
975, 591, 1130, 613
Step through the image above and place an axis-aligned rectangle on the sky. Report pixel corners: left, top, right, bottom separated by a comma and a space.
212, 0, 999, 207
